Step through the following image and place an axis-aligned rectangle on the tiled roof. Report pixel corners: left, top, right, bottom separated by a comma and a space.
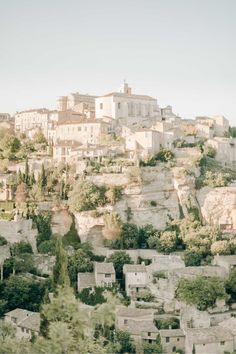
122, 319, 158, 336
186, 326, 233, 344
123, 264, 147, 273
78, 272, 96, 289
117, 306, 154, 318
94, 262, 115, 274
57, 117, 107, 125
159, 329, 185, 338
5, 308, 40, 332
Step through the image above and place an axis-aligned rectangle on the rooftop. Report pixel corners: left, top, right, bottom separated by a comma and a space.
5, 308, 40, 332
117, 306, 154, 318
78, 272, 96, 289
123, 264, 147, 273
186, 326, 233, 344
159, 329, 185, 338
94, 262, 115, 274
101, 92, 156, 101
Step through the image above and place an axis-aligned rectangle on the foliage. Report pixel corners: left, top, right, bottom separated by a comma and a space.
226, 268, 236, 302
67, 248, 93, 288
0, 134, 21, 160
176, 276, 227, 310
157, 230, 178, 253
1, 275, 51, 312
113, 330, 135, 354
11, 241, 33, 255
78, 287, 106, 306
142, 339, 163, 354
37, 239, 56, 255
0, 236, 7, 246
62, 219, 81, 249
111, 223, 139, 249
53, 238, 70, 288
106, 251, 133, 279
140, 148, 175, 166
210, 240, 232, 255
155, 317, 179, 329
184, 251, 202, 266
34, 213, 52, 249
33, 131, 48, 145
105, 186, 123, 205
15, 182, 27, 204
68, 179, 107, 212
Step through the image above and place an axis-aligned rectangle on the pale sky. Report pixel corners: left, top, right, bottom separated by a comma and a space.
0, 0, 236, 125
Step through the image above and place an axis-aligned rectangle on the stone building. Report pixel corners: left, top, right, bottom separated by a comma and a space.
207, 137, 236, 167
56, 92, 97, 112
185, 326, 234, 354
95, 83, 161, 127
159, 329, 185, 354
125, 129, 163, 158
123, 264, 148, 297
5, 309, 40, 339
77, 262, 115, 292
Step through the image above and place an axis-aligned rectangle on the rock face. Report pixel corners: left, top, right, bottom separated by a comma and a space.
114, 166, 180, 230
74, 212, 104, 246
197, 185, 236, 229
51, 209, 73, 235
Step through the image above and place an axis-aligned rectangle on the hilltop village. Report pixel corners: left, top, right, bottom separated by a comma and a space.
0, 83, 236, 354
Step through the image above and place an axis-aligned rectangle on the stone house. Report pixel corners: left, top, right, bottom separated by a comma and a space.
116, 306, 158, 345
77, 262, 115, 292
123, 264, 148, 297
5, 308, 40, 339
159, 329, 185, 354
185, 326, 234, 354
125, 129, 163, 158
218, 317, 236, 349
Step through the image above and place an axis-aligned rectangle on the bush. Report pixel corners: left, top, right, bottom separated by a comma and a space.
62, 220, 81, 249
68, 180, 107, 212
176, 276, 227, 310
184, 251, 202, 266
0, 236, 7, 246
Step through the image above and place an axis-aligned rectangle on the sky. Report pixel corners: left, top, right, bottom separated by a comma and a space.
0, 0, 236, 125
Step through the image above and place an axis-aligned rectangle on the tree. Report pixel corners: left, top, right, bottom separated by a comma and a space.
113, 330, 135, 354
142, 340, 163, 354
176, 276, 227, 310
0, 134, 21, 160
157, 230, 178, 253
211, 240, 232, 255
226, 268, 236, 302
111, 223, 139, 249
35, 213, 52, 248
106, 251, 133, 279
67, 248, 93, 287
38, 239, 56, 255
38, 164, 47, 190
53, 238, 70, 288
33, 131, 48, 145
2, 275, 50, 312
0, 236, 7, 246
68, 180, 107, 212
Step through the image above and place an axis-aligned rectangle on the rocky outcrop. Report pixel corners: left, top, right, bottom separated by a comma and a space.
51, 209, 73, 236
197, 185, 236, 229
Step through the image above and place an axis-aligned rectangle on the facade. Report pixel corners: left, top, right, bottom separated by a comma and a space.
15, 109, 50, 137
77, 262, 116, 292
195, 115, 229, 138
94, 262, 115, 287
185, 326, 234, 354
207, 137, 236, 167
123, 264, 148, 296
57, 92, 97, 111
159, 329, 185, 354
116, 306, 158, 344
5, 308, 40, 339
55, 117, 110, 145
0, 113, 11, 121
125, 129, 163, 157
96, 83, 161, 127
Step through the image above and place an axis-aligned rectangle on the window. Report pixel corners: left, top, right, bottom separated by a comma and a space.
177, 338, 180, 342
105, 273, 111, 278
148, 332, 151, 336
124, 319, 128, 325
118, 102, 121, 109
100, 103, 103, 109
220, 341, 225, 345
166, 337, 170, 343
